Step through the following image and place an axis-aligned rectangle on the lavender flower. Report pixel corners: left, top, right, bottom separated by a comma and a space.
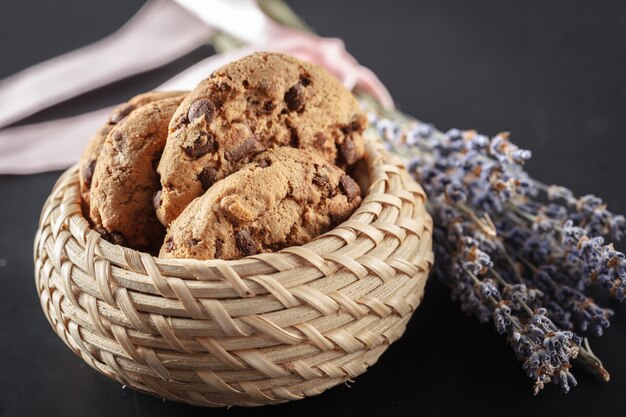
494, 303, 512, 334
462, 238, 493, 275
555, 286, 613, 336
502, 284, 543, 311
561, 221, 626, 301
513, 308, 579, 394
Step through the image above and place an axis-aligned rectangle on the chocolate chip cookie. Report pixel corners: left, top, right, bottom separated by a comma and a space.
159, 147, 362, 260
156, 52, 367, 226
89, 93, 186, 252
78, 91, 186, 212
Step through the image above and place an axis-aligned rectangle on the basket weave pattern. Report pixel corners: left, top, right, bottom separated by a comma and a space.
34, 140, 433, 407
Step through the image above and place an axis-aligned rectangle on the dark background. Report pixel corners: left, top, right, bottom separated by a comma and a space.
1, 0, 626, 416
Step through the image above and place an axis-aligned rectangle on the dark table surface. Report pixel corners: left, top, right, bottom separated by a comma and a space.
1, 1, 625, 416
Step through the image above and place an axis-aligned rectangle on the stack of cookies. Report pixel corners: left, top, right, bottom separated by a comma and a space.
78, 52, 367, 260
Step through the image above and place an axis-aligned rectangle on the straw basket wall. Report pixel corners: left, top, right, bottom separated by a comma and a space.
34, 138, 433, 407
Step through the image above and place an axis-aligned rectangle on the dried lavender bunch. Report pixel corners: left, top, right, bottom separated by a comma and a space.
364, 100, 624, 394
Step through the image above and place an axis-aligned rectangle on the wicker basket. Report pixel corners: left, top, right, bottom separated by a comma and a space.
34, 138, 433, 407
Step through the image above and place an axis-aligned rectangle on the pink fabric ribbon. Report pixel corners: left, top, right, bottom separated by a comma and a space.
0, 0, 393, 174
0, 0, 214, 130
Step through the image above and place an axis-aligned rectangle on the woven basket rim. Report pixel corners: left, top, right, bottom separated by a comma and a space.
41, 136, 430, 282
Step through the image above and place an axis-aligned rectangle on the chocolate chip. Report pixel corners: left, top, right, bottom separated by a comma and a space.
300, 74, 312, 86
329, 212, 344, 227
256, 158, 272, 168
152, 190, 162, 210
289, 127, 300, 148
312, 173, 327, 188
242, 80, 250, 88
83, 159, 96, 188
263, 101, 275, 113
189, 238, 200, 246
103, 231, 127, 246
312, 173, 335, 197
198, 167, 218, 191
340, 124, 355, 135
218, 83, 231, 93
225, 137, 258, 162
236, 229, 258, 256
214, 238, 224, 258
109, 103, 135, 124
338, 137, 358, 165
110, 130, 125, 152
187, 98, 216, 123
183, 132, 217, 159
284, 83, 305, 112
351, 118, 364, 132
266, 242, 286, 252
339, 175, 360, 202
111, 130, 122, 141
165, 236, 175, 252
